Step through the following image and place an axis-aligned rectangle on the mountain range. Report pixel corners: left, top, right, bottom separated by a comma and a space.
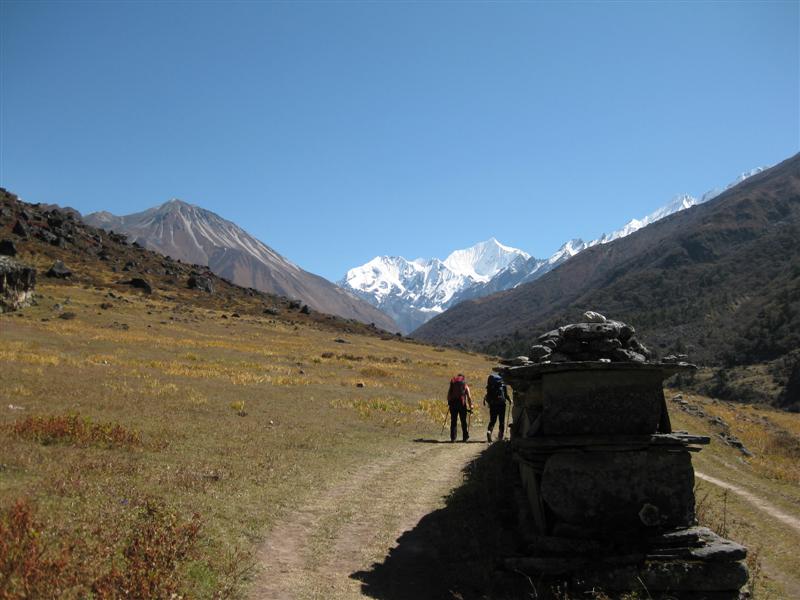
341, 167, 767, 333
413, 154, 800, 409
83, 201, 399, 331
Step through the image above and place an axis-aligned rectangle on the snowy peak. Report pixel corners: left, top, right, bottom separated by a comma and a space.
339, 164, 768, 334
548, 238, 586, 265
340, 239, 530, 332
443, 238, 530, 282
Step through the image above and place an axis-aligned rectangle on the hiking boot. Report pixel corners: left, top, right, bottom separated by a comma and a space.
486, 431, 492, 443
463, 434, 469, 443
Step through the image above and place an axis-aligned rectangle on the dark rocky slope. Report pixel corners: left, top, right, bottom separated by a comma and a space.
0, 188, 400, 339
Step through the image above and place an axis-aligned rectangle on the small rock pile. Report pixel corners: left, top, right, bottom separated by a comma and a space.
505, 311, 655, 366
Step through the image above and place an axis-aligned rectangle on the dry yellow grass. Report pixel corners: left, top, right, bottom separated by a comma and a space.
667, 389, 800, 598
1, 282, 495, 598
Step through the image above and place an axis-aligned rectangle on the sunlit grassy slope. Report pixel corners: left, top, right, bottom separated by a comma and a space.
667, 389, 800, 598
1, 280, 494, 597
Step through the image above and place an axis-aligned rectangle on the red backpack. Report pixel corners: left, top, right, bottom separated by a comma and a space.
448, 375, 467, 407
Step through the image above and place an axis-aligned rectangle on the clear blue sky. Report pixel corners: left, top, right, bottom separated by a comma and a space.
1, 1, 798, 280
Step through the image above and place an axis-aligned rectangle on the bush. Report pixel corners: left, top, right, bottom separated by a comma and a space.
9, 414, 142, 449
0, 500, 76, 599
0, 499, 201, 600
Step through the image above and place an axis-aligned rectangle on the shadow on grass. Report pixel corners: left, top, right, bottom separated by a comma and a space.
351, 442, 535, 600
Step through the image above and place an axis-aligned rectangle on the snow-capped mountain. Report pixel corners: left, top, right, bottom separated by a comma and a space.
340, 238, 529, 333
84, 200, 398, 331
341, 167, 767, 333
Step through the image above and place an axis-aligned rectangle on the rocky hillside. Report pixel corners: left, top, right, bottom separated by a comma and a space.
413, 154, 800, 409
0, 188, 398, 339
84, 200, 398, 332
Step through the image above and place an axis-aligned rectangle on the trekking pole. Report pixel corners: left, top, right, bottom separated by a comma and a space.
440, 408, 449, 438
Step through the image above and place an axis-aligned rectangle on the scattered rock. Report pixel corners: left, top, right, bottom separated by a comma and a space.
188, 274, 214, 293
121, 277, 152, 294
58, 311, 77, 320
0, 240, 17, 256
356, 381, 365, 388
12, 220, 29, 238
334, 338, 349, 344
46, 260, 72, 279
300, 304, 311, 315
99, 302, 113, 310
263, 307, 280, 316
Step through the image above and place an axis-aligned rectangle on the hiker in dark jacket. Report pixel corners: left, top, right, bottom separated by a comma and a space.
447, 374, 473, 442
485, 373, 511, 442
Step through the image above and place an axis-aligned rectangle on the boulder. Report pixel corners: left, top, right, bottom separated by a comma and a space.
188, 274, 214, 293
0, 240, 17, 256
46, 260, 72, 279
122, 278, 152, 294
0, 256, 36, 312
12, 220, 29, 238
582, 311, 607, 323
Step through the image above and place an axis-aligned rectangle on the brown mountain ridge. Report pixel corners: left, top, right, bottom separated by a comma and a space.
413, 153, 800, 409
83, 200, 398, 332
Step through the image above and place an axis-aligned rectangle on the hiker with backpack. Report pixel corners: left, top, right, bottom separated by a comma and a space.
447, 374, 473, 442
485, 373, 511, 442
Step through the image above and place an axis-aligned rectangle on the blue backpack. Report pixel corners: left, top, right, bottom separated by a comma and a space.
486, 374, 506, 405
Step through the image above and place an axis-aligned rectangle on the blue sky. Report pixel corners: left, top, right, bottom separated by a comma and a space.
1, 1, 798, 280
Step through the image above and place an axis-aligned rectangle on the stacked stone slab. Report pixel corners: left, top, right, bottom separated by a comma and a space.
499, 313, 748, 599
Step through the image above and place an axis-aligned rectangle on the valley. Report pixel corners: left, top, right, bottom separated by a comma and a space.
1, 190, 799, 599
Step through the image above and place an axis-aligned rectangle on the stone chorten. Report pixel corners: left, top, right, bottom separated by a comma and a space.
499, 313, 748, 599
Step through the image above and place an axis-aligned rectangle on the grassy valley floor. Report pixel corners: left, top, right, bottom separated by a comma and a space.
0, 281, 495, 598
3, 281, 800, 599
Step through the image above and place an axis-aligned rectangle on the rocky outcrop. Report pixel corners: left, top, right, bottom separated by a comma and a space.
0, 256, 36, 312
188, 273, 214, 293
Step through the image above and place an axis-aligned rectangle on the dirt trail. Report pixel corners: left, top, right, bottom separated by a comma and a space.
250, 440, 483, 600
695, 471, 800, 534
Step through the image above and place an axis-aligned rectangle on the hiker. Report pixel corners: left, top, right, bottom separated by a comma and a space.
447, 373, 473, 442
485, 373, 511, 442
